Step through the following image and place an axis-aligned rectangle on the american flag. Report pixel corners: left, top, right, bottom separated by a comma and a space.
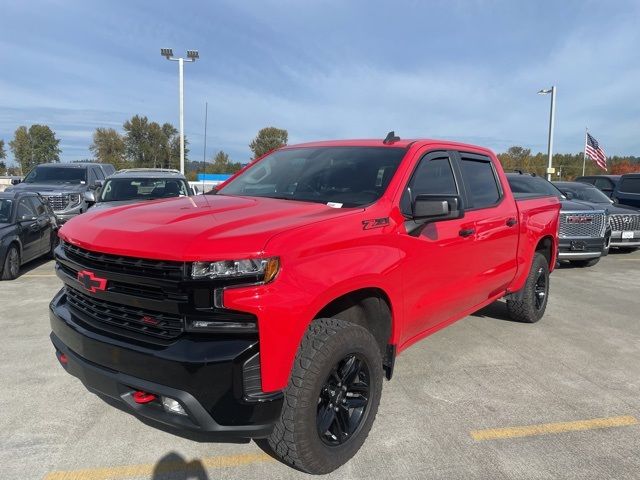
585, 133, 607, 171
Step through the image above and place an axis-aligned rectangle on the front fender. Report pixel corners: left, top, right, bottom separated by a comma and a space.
223, 237, 403, 393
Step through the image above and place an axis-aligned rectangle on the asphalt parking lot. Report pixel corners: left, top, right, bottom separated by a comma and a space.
1, 252, 639, 480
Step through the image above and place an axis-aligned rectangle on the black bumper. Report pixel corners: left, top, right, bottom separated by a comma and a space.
558, 237, 605, 260
50, 291, 282, 438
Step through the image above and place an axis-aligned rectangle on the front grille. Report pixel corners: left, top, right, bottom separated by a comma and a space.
559, 212, 606, 238
610, 214, 640, 232
63, 242, 185, 280
44, 194, 69, 211
66, 286, 184, 340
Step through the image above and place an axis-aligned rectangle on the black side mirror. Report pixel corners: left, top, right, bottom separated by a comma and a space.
11, 179, 21, 185
563, 191, 574, 200
412, 194, 464, 222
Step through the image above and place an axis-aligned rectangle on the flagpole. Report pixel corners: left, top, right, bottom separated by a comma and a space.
582, 127, 588, 176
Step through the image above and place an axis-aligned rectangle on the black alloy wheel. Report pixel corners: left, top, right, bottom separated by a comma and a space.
317, 354, 370, 446
533, 267, 548, 311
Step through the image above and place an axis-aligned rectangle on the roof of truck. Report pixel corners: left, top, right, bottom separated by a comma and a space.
283, 138, 495, 154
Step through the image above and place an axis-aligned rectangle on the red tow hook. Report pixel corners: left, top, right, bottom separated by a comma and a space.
133, 390, 157, 404
57, 352, 68, 366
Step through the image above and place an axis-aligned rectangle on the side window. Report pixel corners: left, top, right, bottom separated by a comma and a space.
87, 167, 97, 184
29, 197, 46, 215
17, 199, 36, 219
400, 156, 457, 215
459, 157, 501, 209
594, 178, 612, 192
94, 166, 105, 180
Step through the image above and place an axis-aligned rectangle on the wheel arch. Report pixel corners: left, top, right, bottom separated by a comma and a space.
314, 287, 397, 379
535, 235, 555, 268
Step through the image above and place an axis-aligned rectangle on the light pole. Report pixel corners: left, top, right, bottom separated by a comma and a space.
538, 86, 556, 181
161, 48, 199, 174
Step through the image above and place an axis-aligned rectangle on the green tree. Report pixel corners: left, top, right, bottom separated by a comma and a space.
9, 125, 61, 173
208, 150, 242, 174
122, 116, 187, 168
249, 127, 288, 159
90, 128, 128, 169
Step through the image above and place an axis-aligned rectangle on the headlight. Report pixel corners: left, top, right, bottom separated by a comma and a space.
68, 193, 81, 206
191, 257, 279, 283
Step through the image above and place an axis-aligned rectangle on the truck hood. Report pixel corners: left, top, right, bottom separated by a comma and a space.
560, 199, 607, 211
59, 194, 359, 261
6, 183, 84, 194
89, 199, 150, 211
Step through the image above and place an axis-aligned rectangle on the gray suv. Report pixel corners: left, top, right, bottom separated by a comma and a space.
85, 168, 191, 211
7, 163, 115, 224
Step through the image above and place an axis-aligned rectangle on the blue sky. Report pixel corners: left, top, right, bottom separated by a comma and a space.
1, 0, 639, 164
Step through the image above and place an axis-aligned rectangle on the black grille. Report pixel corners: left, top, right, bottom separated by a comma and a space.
66, 287, 184, 340
610, 214, 640, 232
63, 242, 185, 280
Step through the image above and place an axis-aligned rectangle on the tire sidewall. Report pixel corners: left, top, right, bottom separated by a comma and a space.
2, 246, 20, 280
291, 322, 383, 473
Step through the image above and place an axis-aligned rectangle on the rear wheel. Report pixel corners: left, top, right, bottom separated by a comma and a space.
268, 318, 383, 474
569, 257, 600, 267
1, 245, 20, 280
506, 253, 549, 323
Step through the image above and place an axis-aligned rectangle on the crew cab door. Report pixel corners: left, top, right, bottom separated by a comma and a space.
452, 151, 520, 302
28, 196, 54, 255
16, 198, 42, 262
397, 150, 482, 343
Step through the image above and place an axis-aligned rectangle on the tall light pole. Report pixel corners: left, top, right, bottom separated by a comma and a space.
161, 48, 199, 174
538, 86, 556, 181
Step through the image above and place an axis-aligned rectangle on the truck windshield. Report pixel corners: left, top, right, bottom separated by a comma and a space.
217, 147, 406, 207
99, 178, 189, 201
24, 166, 86, 184
0, 199, 12, 222
557, 185, 611, 204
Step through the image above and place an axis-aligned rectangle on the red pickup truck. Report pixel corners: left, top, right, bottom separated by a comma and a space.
50, 136, 560, 474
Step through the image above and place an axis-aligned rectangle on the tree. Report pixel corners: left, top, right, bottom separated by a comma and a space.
208, 150, 242, 174
90, 128, 127, 169
249, 127, 288, 159
0, 139, 5, 173
122, 115, 187, 168
9, 125, 61, 174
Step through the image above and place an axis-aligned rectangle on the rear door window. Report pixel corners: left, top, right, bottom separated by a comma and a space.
619, 177, 640, 194
459, 156, 501, 209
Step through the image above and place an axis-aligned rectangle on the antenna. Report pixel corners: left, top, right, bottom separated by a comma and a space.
383, 131, 400, 144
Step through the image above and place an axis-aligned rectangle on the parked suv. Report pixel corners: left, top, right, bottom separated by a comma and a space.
7, 163, 115, 223
613, 173, 640, 208
85, 168, 192, 210
575, 175, 621, 198
51, 137, 560, 473
507, 172, 609, 267
554, 181, 640, 251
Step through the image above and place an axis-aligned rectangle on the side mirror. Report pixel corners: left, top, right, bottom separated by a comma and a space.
412, 194, 463, 222
84, 191, 96, 204
11, 179, 21, 185
92, 180, 104, 189
612, 197, 619, 204
564, 191, 574, 200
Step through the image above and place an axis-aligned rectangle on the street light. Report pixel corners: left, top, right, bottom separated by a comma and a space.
161, 48, 199, 174
538, 86, 556, 181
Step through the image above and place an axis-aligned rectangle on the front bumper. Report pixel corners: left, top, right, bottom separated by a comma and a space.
558, 237, 605, 260
49, 290, 283, 437
610, 230, 640, 248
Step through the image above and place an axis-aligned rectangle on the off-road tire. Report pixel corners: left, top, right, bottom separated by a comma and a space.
569, 257, 600, 267
506, 253, 549, 323
1, 245, 20, 280
268, 318, 384, 474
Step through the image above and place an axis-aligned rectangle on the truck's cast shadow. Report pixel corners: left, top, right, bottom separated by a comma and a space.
471, 300, 516, 322
151, 452, 209, 480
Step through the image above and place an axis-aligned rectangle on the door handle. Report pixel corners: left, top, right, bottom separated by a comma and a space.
506, 218, 517, 227
459, 228, 475, 238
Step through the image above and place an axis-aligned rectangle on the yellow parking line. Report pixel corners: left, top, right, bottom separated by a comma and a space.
43, 452, 273, 480
471, 415, 638, 441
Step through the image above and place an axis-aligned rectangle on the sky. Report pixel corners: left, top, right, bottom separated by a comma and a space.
1, 0, 639, 165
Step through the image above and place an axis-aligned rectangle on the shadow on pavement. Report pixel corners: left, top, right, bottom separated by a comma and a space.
16, 256, 55, 277
470, 300, 514, 322
152, 452, 209, 480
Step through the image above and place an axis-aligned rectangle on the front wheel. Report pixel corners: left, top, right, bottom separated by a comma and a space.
506, 252, 549, 323
268, 318, 383, 474
1, 245, 20, 280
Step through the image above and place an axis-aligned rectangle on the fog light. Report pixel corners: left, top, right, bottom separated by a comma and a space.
162, 396, 187, 416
